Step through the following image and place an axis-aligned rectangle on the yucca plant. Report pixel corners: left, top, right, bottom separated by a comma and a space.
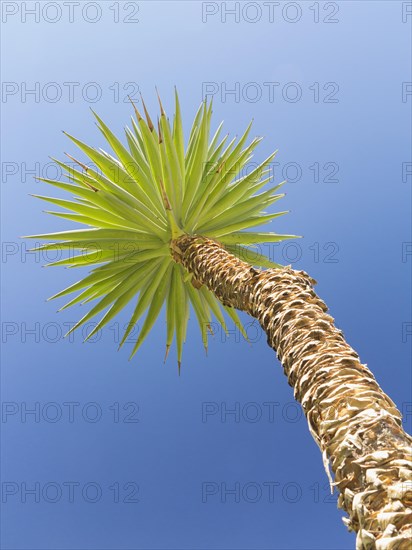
26, 92, 411, 549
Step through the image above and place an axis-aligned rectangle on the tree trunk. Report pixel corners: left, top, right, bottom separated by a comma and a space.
173, 234, 412, 549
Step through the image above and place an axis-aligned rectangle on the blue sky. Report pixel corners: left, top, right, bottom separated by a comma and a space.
1, 1, 411, 548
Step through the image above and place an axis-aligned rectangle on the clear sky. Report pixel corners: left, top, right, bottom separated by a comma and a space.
1, 1, 411, 549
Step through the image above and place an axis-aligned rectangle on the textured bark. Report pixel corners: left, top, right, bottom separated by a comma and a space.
173, 235, 412, 549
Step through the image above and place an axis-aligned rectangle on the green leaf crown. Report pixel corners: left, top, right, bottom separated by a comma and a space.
26, 91, 297, 367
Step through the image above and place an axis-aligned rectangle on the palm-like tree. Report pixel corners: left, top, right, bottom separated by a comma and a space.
27, 92, 411, 548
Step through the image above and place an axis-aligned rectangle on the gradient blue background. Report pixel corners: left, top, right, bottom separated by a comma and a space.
1, 1, 411, 549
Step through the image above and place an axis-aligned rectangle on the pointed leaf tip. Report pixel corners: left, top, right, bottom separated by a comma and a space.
155, 87, 166, 116
64, 152, 88, 173
128, 95, 142, 121
139, 93, 154, 131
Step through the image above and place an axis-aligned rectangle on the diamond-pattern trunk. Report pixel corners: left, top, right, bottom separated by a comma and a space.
174, 235, 412, 549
